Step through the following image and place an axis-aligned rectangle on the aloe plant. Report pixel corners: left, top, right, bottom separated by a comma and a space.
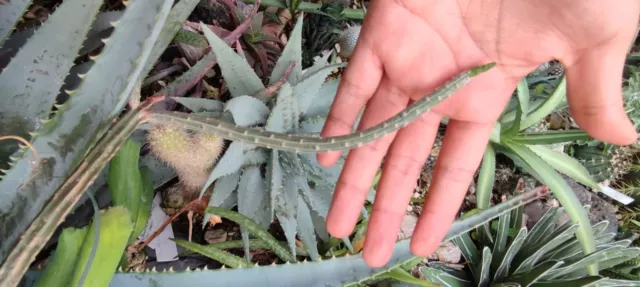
471, 74, 639, 276
17, 184, 544, 287
418, 207, 640, 287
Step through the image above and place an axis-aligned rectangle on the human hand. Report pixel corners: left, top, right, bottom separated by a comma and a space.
317, 0, 640, 267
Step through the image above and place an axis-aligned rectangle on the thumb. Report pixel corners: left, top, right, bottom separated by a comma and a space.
564, 37, 638, 146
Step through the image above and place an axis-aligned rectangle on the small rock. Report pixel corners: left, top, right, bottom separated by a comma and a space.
406, 205, 414, 212
426, 241, 461, 264
398, 214, 418, 240
204, 229, 227, 244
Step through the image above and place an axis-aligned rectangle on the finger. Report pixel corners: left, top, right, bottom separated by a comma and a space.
325, 77, 410, 238
564, 36, 638, 146
316, 23, 383, 166
410, 119, 494, 256
362, 110, 442, 267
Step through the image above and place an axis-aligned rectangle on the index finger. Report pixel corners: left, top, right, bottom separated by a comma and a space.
316, 24, 383, 167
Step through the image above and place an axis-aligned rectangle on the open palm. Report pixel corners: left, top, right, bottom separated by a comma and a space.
317, 0, 639, 267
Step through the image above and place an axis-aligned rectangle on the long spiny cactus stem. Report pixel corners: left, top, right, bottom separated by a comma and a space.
148, 63, 496, 152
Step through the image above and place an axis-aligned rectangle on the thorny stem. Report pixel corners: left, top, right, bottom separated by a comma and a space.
149, 63, 496, 153
256, 61, 296, 101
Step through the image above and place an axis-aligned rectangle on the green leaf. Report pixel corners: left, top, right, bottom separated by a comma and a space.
520, 76, 567, 130
511, 130, 591, 145
173, 239, 248, 268
522, 207, 560, 251
494, 228, 529, 281
33, 226, 89, 287
528, 277, 606, 287
0, 0, 31, 45
503, 141, 597, 275
476, 144, 496, 245
107, 138, 143, 229
419, 267, 473, 287
274, 152, 301, 258
491, 212, 511, 278
513, 224, 578, 274
141, 0, 199, 77
508, 261, 565, 287
200, 22, 265, 98
525, 145, 599, 189
266, 149, 283, 223
206, 206, 295, 263
388, 268, 439, 287
453, 233, 480, 280
477, 247, 493, 287
296, 196, 320, 261
171, 97, 223, 113
516, 77, 530, 121
0, 0, 173, 264
546, 246, 625, 279
237, 165, 265, 261
0, 0, 102, 164
224, 95, 271, 126
269, 13, 303, 84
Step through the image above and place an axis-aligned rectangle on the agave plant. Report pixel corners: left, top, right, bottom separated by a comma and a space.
0, 0, 206, 284
419, 206, 640, 286
146, 16, 364, 261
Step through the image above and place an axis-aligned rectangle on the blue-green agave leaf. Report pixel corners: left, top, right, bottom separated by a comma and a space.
201, 141, 255, 197
274, 152, 301, 259
141, 0, 200, 77
236, 165, 265, 262
0, 0, 173, 262
293, 61, 345, 117
0, 0, 102, 164
266, 83, 298, 133
0, 0, 31, 45
507, 260, 564, 286
210, 170, 241, 207
303, 78, 339, 119
266, 149, 282, 223
200, 22, 265, 98
269, 14, 303, 84
297, 196, 320, 261
224, 95, 270, 126
171, 96, 223, 113
513, 224, 578, 274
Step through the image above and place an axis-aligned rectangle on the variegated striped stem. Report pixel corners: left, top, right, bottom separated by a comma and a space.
148, 63, 496, 153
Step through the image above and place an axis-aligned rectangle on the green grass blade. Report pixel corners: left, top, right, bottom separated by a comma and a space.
503, 141, 597, 275
173, 239, 249, 268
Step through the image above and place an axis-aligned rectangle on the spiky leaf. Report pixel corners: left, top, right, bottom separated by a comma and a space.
0, 0, 30, 45
0, 0, 173, 263
173, 239, 248, 268
200, 141, 256, 197
0, 0, 102, 166
296, 196, 320, 261
201, 22, 265, 98
171, 97, 223, 113
494, 228, 528, 281
210, 171, 242, 207
269, 15, 303, 84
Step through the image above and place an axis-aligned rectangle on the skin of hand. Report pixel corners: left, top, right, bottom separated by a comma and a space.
317, 0, 640, 267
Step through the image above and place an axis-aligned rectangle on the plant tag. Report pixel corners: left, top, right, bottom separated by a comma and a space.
599, 184, 635, 205
138, 192, 178, 262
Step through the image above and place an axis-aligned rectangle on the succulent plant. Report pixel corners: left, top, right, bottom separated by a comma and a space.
0, 0, 202, 283
571, 143, 639, 184
419, 206, 640, 286
337, 23, 361, 58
